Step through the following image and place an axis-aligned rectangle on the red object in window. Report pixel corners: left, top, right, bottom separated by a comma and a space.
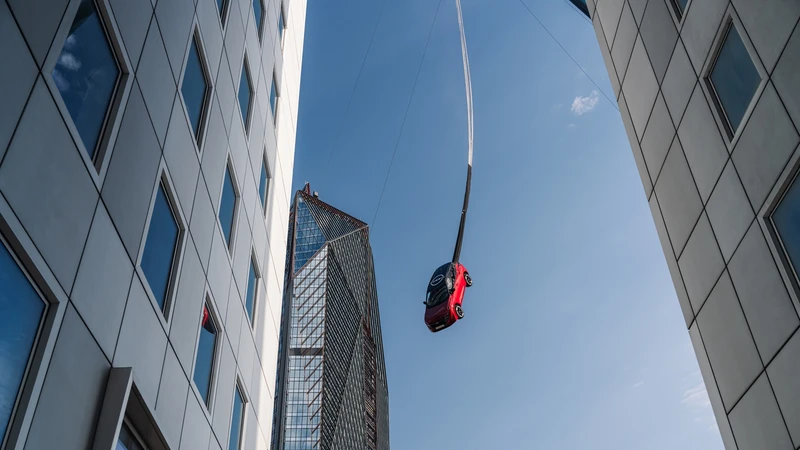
201, 306, 215, 333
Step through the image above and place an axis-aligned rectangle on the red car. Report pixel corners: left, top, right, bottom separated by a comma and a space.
424, 262, 472, 332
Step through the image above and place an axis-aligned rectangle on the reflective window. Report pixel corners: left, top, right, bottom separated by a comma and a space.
269, 77, 278, 121
116, 423, 145, 450
278, 8, 285, 45
53, 0, 120, 160
181, 37, 209, 142
141, 183, 180, 311
193, 304, 218, 406
0, 241, 46, 444
259, 159, 270, 212
709, 24, 761, 135
254, 0, 264, 40
238, 62, 252, 131
228, 385, 245, 450
219, 166, 238, 249
245, 258, 258, 324
774, 177, 800, 281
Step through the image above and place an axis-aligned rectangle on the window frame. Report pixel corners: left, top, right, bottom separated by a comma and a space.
178, 24, 214, 155
191, 293, 223, 413
217, 157, 241, 256
41, 0, 134, 188
760, 147, 800, 317
238, 55, 254, 135
0, 197, 68, 450
254, 0, 266, 43
136, 164, 188, 327
217, 0, 231, 30
666, 0, 692, 24
92, 368, 171, 450
269, 71, 280, 125
260, 152, 271, 215
245, 251, 261, 329
227, 377, 249, 450
699, 7, 768, 151
278, 4, 287, 50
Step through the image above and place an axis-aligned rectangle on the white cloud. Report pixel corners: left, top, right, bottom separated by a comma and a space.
681, 383, 711, 409
632, 381, 644, 388
571, 90, 600, 116
65, 34, 78, 49
567, 123, 576, 128
57, 52, 81, 71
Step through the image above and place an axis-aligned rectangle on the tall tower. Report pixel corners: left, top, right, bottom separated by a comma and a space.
272, 186, 390, 450
588, 0, 800, 448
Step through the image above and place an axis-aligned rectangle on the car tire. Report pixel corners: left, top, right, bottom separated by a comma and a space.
464, 272, 472, 287
455, 304, 464, 319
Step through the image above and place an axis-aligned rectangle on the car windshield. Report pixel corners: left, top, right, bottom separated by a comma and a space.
426, 286, 449, 308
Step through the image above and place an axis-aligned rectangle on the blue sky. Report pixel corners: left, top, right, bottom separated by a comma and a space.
291, 0, 725, 448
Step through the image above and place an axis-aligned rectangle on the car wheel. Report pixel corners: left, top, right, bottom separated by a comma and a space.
455, 304, 464, 319
464, 272, 472, 287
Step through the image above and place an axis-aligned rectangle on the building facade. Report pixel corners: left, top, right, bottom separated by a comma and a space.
271, 186, 389, 450
0, 0, 306, 448
587, 0, 800, 448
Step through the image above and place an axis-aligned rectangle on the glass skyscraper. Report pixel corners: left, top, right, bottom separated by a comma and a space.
271, 185, 390, 450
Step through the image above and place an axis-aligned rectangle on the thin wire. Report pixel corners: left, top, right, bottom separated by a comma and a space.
323, 0, 389, 178
517, 0, 619, 111
371, 0, 444, 227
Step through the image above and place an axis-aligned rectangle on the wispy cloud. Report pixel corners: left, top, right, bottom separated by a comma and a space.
57, 52, 81, 71
567, 123, 576, 128
632, 381, 644, 388
681, 383, 711, 409
571, 90, 600, 116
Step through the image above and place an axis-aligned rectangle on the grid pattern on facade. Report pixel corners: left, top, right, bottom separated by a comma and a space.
273, 190, 389, 450
588, 0, 800, 449
0, 0, 306, 447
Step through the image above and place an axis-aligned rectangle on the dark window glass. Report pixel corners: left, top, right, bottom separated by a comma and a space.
278, 9, 285, 44
217, 0, 226, 19
53, 0, 120, 160
253, 0, 264, 39
259, 160, 269, 211
181, 38, 209, 141
709, 25, 761, 134
238, 65, 252, 130
774, 178, 800, 279
0, 243, 45, 444
141, 184, 180, 311
269, 77, 278, 120
116, 423, 145, 450
246, 260, 257, 323
228, 386, 245, 450
194, 305, 218, 406
219, 167, 237, 249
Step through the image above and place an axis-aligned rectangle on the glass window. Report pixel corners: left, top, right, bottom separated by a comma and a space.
0, 242, 46, 444
116, 422, 145, 450
193, 304, 218, 406
238, 63, 252, 131
219, 165, 237, 249
709, 24, 761, 135
269, 77, 278, 121
245, 259, 258, 324
181, 37, 209, 142
53, 0, 120, 160
141, 183, 180, 311
259, 159, 269, 212
253, 0, 264, 40
228, 385, 245, 450
278, 8, 285, 45
773, 177, 800, 280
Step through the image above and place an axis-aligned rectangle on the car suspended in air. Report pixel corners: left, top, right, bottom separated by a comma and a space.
424, 0, 475, 333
